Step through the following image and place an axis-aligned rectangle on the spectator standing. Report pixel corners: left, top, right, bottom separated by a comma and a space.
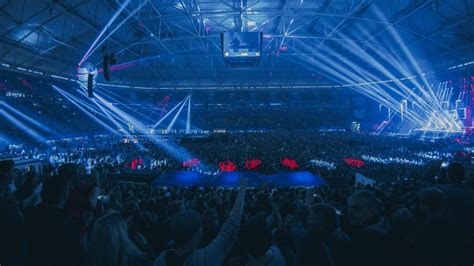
154, 178, 247, 266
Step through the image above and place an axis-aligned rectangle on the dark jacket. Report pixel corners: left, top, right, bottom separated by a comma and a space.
347, 217, 390, 266
25, 204, 83, 266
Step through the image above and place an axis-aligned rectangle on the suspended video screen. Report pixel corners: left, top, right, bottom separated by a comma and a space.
221, 32, 262, 58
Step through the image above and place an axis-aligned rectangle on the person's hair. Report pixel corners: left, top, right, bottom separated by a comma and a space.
41, 175, 70, 205
274, 226, 292, 248
171, 210, 202, 247
308, 204, 339, 233
242, 215, 272, 258
447, 162, 464, 183
391, 208, 415, 232
418, 187, 445, 214
87, 212, 144, 266
350, 190, 381, 211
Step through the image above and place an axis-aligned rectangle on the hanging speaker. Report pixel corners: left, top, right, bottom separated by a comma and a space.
103, 55, 110, 81
110, 53, 117, 65
87, 73, 94, 97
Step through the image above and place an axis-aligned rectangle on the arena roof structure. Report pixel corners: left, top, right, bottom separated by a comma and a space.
0, 0, 473, 88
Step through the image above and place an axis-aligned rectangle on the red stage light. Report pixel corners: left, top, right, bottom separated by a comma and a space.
245, 159, 262, 170
281, 158, 299, 170
343, 158, 364, 168
130, 158, 143, 170
219, 161, 237, 172
183, 158, 201, 168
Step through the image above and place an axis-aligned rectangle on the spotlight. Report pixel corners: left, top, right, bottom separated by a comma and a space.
247, 21, 256, 27
255, 52, 260, 56
224, 51, 230, 57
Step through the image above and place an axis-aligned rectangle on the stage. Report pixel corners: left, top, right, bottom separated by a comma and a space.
152, 171, 328, 188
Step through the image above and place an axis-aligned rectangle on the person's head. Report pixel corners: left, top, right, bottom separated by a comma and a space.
307, 204, 339, 234
242, 215, 272, 258
446, 162, 464, 183
274, 226, 292, 248
418, 187, 445, 218
171, 210, 203, 250
41, 175, 71, 208
169, 200, 185, 216
347, 190, 381, 226
107, 187, 123, 211
123, 200, 140, 217
88, 212, 143, 266
391, 208, 415, 233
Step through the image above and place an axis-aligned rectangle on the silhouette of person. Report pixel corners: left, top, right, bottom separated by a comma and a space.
230, 37, 241, 52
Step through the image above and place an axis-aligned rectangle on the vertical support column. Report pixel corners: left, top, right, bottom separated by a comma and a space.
186, 95, 191, 134
400, 101, 404, 123
400, 100, 407, 123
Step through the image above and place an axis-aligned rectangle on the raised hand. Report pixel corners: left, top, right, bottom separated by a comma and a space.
239, 178, 248, 189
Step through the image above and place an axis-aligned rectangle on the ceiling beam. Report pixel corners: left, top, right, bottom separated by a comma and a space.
363, 0, 430, 45
316, 0, 375, 49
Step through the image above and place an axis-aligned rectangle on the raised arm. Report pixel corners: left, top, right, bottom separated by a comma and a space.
202, 178, 247, 265
229, 178, 247, 216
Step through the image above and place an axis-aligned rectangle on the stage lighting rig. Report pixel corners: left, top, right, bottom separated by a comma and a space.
77, 62, 97, 98
87, 74, 94, 97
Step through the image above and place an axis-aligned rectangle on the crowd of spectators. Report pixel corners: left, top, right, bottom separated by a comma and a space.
1, 131, 473, 266
2, 132, 470, 181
